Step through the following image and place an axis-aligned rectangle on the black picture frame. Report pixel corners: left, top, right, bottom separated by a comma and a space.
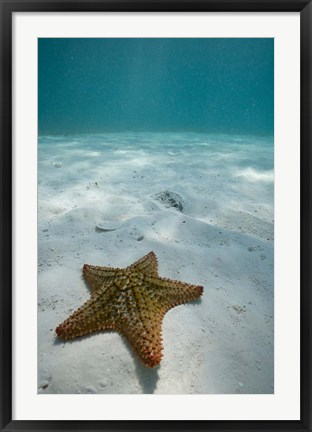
1, 1, 311, 431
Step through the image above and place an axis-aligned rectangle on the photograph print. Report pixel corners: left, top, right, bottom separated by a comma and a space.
38, 38, 274, 394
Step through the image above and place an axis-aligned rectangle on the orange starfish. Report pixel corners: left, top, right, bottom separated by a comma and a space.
56, 251, 203, 367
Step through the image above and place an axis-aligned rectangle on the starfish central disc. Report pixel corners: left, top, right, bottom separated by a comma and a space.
56, 251, 203, 367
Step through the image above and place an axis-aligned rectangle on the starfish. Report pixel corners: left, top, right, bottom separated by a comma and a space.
56, 251, 203, 367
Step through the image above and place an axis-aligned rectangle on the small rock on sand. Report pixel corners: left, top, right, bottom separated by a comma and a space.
154, 190, 183, 211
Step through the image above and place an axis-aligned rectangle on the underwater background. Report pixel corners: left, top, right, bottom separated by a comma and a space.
38, 38, 273, 136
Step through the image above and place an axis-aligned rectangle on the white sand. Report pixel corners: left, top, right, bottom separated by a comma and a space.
38, 132, 274, 394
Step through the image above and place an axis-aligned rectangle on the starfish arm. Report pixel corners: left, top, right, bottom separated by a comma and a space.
129, 251, 159, 277
145, 275, 203, 310
115, 287, 164, 367
55, 292, 115, 339
83, 263, 121, 292
118, 319, 164, 368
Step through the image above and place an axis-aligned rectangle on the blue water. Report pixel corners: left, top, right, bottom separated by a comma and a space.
38, 38, 273, 136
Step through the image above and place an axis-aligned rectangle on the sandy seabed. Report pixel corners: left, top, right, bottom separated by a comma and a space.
38, 132, 274, 394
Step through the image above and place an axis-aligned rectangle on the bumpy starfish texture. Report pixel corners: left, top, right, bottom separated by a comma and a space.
56, 251, 203, 367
